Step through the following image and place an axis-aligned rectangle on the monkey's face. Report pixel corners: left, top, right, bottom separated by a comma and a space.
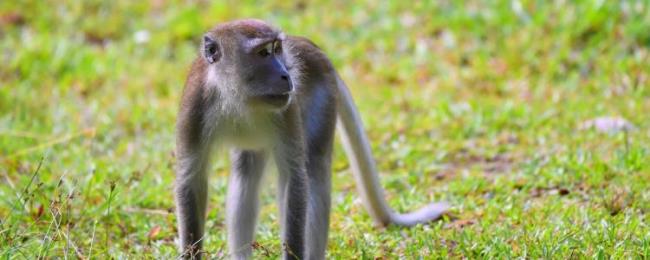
238, 38, 293, 110
202, 24, 293, 112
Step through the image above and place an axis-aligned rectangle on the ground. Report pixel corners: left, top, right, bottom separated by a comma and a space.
1, 1, 648, 258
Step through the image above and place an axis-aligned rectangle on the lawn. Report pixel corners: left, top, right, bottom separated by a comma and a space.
1, 0, 648, 258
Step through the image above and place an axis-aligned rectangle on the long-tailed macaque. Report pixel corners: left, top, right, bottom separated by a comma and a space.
175, 19, 449, 260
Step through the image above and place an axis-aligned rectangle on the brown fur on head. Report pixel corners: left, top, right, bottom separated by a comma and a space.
210, 19, 279, 39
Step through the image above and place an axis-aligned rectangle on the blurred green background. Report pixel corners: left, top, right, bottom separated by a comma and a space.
1, 0, 648, 258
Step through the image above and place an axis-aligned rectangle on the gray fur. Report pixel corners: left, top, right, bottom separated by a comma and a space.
273, 104, 307, 260
227, 150, 266, 259
175, 19, 448, 260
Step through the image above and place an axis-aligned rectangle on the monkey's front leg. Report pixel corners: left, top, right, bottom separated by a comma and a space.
175, 151, 210, 259
226, 150, 266, 259
275, 117, 308, 259
276, 154, 308, 260
175, 99, 215, 259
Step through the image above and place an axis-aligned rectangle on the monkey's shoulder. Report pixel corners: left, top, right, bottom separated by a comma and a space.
286, 36, 326, 60
179, 58, 212, 109
286, 35, 338, 89
185, 57, 209, 85
286, 35, 321, 50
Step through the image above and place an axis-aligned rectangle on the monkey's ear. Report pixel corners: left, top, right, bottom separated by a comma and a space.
202, 35, 221, 64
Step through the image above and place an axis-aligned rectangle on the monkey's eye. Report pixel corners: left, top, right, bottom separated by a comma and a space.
206, 44, 217, 56
258, 42, 273, 57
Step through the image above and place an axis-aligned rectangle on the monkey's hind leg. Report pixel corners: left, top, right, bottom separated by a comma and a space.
304, 151, 333, 260
302, 93, 336, 260
226, 150, 267, 259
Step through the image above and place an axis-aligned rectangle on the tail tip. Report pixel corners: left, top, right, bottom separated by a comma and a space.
422, 201, 451, 221
389, 201, 452, 227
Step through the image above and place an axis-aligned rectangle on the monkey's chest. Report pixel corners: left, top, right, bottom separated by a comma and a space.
217, 117, 276, 150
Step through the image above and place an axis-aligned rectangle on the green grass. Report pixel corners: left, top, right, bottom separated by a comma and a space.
1, 0, 649, 258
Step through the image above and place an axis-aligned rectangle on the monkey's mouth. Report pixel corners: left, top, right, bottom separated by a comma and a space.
263, 93, 290, 101
257, 93, 291, 107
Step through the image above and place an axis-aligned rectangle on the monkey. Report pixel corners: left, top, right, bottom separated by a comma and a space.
175, 19, 449, 260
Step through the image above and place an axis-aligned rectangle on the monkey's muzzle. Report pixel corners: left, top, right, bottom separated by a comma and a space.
257, 92, 292, 108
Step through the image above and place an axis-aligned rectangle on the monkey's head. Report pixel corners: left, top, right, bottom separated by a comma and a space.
202, 19, 294, 111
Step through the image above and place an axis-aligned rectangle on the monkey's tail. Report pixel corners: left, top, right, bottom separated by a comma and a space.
334, 75, 449, 227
